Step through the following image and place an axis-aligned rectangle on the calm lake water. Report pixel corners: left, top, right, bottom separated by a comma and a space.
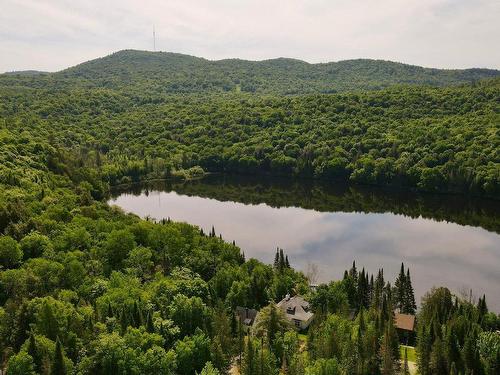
109, 175, 500, 311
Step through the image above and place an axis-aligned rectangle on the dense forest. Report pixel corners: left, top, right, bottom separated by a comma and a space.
2, 50, 499, 94
1, 69, 499, 197
0, 50, 499, 374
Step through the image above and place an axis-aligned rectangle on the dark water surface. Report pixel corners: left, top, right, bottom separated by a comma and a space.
109, 175, 500, 311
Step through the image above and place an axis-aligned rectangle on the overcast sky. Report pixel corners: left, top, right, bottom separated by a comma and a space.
1, 0, 499, 73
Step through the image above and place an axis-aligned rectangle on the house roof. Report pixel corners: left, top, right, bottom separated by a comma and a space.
277, 295, 314, 322
395, 313, 416, 331
235, 306, 258, 325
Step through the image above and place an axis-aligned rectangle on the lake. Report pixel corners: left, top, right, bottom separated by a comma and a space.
109, 175, 500, 311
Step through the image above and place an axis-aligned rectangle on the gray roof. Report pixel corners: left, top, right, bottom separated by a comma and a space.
277, 295, 314, 322
235, 306, 258, 325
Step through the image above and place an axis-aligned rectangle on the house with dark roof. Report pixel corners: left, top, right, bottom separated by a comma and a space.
277, 294, 314, 330
235, 306, 258, 327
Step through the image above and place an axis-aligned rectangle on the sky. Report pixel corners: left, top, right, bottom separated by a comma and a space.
1, 0, 499, 73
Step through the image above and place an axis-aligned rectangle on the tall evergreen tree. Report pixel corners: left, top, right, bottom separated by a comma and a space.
132, 300, 143, 327
477, 294, 488, 316
146, 311, 155, 333
51, 337, 66, 375
120, 308, 129, 334
349, 261, 358, 284
278, 248, 285, 271
27, 331, 42, 374
394, 263, 406, 312
369, 274, 374, 305
106, 302, 113, 318
404, 268, 416, 314
417, 325, 432, 375
380, 324, 397, 375
242, 337, 256, 375
374, 268, 385, 309
273, 248, 279, 269
358, 268, 369, 309
429, 337, 447, 375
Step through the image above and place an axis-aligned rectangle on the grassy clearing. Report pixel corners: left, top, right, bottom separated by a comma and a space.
400, 345, 417, 362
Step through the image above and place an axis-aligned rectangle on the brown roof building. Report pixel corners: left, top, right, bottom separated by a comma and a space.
394, 313, 416, 332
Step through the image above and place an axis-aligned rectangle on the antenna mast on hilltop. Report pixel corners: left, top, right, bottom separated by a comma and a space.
153, 25, 156, 51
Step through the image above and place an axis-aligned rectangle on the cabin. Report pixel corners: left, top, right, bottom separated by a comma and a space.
235, 306, 258, 327
394, 312, 416, 345
277, 294, 314, 330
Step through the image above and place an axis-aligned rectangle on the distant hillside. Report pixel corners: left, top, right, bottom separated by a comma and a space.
2, 50, 499, 94
3, 70, 48, 76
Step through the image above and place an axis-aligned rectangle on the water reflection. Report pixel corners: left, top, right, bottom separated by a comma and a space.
109, 175, 500, 311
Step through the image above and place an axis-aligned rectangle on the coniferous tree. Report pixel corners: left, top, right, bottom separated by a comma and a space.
349, 261, 358, 284
357, 308, 366, 374
120, 308, 129, 334
385, 282, 393, 309
380, 324, 397, 375
417, 325, 432, 375
374, 268, 385, 309
146, 311, 155, 333
369, 274, 374, 305
429, 337, 447, 375
278, 248, 285, 271
106, 302, 113, 318
444, 325, 460, 370
477, 294, 488, 317
273, 249, 279, 269
404, 268, 416, 314
242, 336, 256, 375
230, 311, 237, 338
51, 337, 66, 375
394, 263, 406, 312
462, 333, 481, 375
27, 331, 42, 374
358, 268, 369, 309
132, 300, 143, 327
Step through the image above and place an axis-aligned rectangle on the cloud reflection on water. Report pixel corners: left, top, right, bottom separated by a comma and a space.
110, 190, 500, 311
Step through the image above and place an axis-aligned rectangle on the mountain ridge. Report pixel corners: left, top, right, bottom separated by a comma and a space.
62, 49, 499, 71
2, 49, 499, 94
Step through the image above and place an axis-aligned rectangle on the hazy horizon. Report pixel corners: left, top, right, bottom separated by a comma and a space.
1, 0, 499, 73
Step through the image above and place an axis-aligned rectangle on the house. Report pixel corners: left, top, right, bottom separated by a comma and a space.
277, 294, 314, 330
394, 312, 416, 345
235, 306, 258, 327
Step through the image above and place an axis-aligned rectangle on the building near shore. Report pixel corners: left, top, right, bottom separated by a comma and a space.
277, 294, 314, 330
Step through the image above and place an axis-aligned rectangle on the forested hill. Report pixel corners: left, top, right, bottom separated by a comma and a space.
2, 49, 499, 94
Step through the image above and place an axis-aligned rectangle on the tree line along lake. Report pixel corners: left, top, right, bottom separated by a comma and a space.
109, 174, 500, 311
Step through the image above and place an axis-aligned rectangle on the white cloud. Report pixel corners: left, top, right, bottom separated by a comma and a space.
1, 0, 499, 72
